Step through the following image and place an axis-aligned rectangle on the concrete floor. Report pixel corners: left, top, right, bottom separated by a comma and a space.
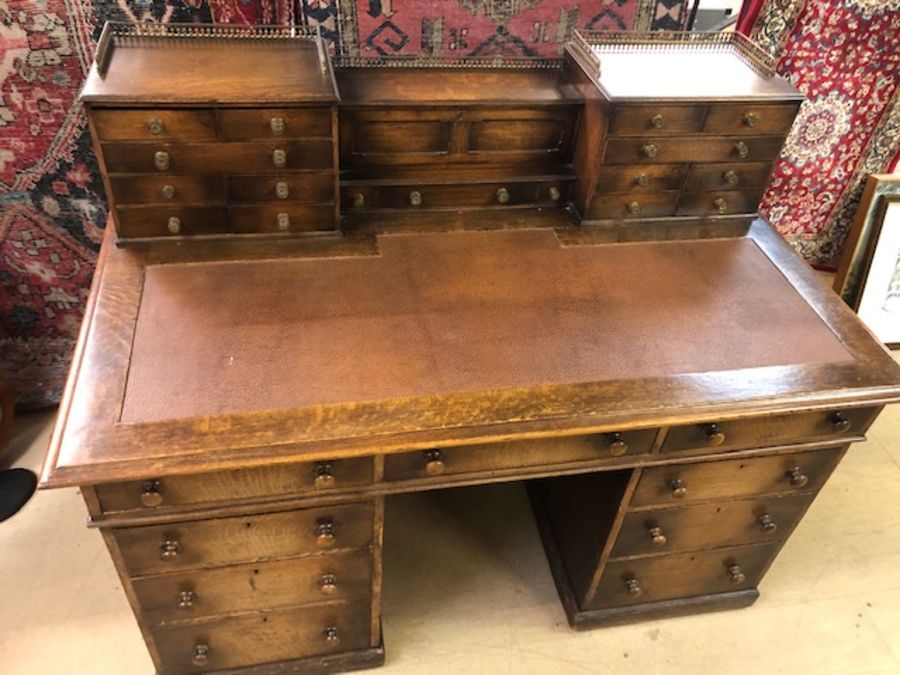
2, 383, 900, 674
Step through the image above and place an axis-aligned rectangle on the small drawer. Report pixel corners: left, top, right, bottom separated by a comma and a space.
112, 502, 374, 577
152, 598, 371, 673
385, 429, 658, 483
660, 408, 877, 456
227, 173, 334, 204
134, 549, 373, 625
91, 109, 217, 142
586, 191, 679, 220
95, 457, 373, 514
630, 446, 844, 508
218, 107, 332, 140
595, 164, 685, 192
682, 162, 772, 192
675, 190, 762, 216
589, 542, 777, 610
110, 175, 226, 206
611, 493, 813, 559
343, 181, 565, 211
608, 104, 706, 136
603, 136, 785, 165
702, 103, 799, 135
230, 204, 335, 233
115, 206, 228, 239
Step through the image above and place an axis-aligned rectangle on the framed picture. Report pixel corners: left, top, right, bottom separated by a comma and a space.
834, 174, 900, 348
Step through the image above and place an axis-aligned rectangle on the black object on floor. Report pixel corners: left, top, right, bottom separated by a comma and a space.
0, 468, 37, 522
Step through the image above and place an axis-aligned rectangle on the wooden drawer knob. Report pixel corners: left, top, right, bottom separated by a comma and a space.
160, 539, 181, 561
722, 170, 739, 186
276, 212, 290, 231
270, 117, 285, 135
668, 478, 687, 499
166, 217, 181, 234
496, 187, 510, 204
315, 519, 336, 549
147, 117, 164, 135
353, 193, 366, 208
606, 432, 628, 457
275, 181, 290, 200
624, 577, 642, 597
830, 412, 851, 433
314, 462, 336, 489
713, 198, 728, 214
548, 186, 561, 202
324, 626, 340, 645
154, 151, 170, 171
161, 184, 176, 200
728, 564, 746, 584
758, 514, 777, 533
650, 114, 665, 129
641, 143, 658, 159
733, 141, 750, 159
319, 574, 338, 595
635, 173, 649, 187
788, 465, 808, 488
742, 112, 759, 127
424, 449, 445, 476
140, 480, 163, 508
192, 644, 210, 667
272, 149, 287, 168
647, 526, 667, 546
178, 589, 196, 609
409, 190, 422, 207
703, 423, 726, 446
627, 201, 641, 216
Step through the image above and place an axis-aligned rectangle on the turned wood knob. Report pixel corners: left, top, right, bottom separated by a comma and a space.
647, 526, 667, 546
161, 184, 176, 200
319, 574, 338, 595
788, 465, 808, 488
314, 462, 336, 489
713, 198, 728, 214
635, 173, 649, 187
192, 644, 210, 667
548, 186, 561, 202
272, 148, 287, 168
758, 514, 777, 533
624, 578, 642, 597
742, 112, 759, 127
154, 151, 170, 171
496, 187, 510, 204
178, 589, 195, 609
324, 626, 340, 644
315, 519, 336, 549
641, 143, 658, 159
147, 117, 164, 135
830, 412, 851, 433
650, 114, 665, 129
409, 190, 422, 207
703, 423, 726, 446
275, 181, 290, 199
722, 170, 739, 186
606, 432, 628, 457
733, 141, 750, 159
424, 449, 445, 476
166, 216, 181, 234
627, 201, 641, 216
728, 565, 746, 584
668, 478, 687, 499
160, 539, 181, 561
140, 480, 163, 508
353, 193, 365, 208
270, 117, 285, 135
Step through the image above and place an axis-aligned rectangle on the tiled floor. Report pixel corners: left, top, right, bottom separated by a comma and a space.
2, 372, 900, 674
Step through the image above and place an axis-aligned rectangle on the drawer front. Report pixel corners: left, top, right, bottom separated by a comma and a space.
603, 136, 785, 165
385, 429, 658, 483
675, 190, 762, 216
682, 162, 772, 192
113, 502, 374, 577
590, 543, 777, 609
227, 173, 334, 204
631, 447, 844, 508
661, 408, 877, 455
230, 204, 335, 233
218, 107, 332, 140
115, 206, 228, 239
608, 104, 706, 136
152, 599, 371, 673
343, 180, 567, 211
95, 457, 374, 514
595, 164, 685, 193
703, 103, 799, 135
586, 191, 679, 220
102, 140, 333, 174
91, 109, 217, 142
110, 175, 226, 206
611, 493, 813, 559
468, 110, 575, 158
134, 549, 373, 625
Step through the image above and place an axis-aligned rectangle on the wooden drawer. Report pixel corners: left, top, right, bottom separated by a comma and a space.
112, 502, 374, 577
230, 204, 335, 233
102, 140, 333, 174
608, 104, 706, 136
110, 175, 226, 205
152, 599, 371, 673
589, 542, 777, 610
611, 493, 813, 559
682, 162, 772, 192
227, 173, 334, 204
95, 457, 373, 515
660, 407, 877, 456
218, 107, 332, 140
675, 190, 762, 216
703, 103, 799, 135
115, 206, 228, 239
385, 429, 658, 483
603, 136, 785, 165
91, 109, 217, 142
134, 549, 373, 625
343, 180, 567, 211
595, 164, 685, 192
586, 191, 678, 220
631, 447, 844, 508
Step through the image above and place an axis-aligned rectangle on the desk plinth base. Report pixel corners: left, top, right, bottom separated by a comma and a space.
191, 642, 386, 675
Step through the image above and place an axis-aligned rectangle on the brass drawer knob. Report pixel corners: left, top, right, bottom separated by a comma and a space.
409, 190, 422, 207
161, 184, 176, 200
627, 201, 641, 216
178, 589, 196, 609
742, 112, 759, 127
275, 181, 290, 200
650, 114, 665, 129
276, 212, 290, 231
713, 198, 728, 214
788, 465, 808, 488
668, 478, 687, 499
641, 143, 658, 159
270, 117, 285, 135
830, 412, 851, 433
635, 173, 649, 187
319, 574, 338, 595
733, 141, 750, 159
147, 117, 164, 135
722, 170, 739, 186
497, 187, 510, 204
353, 193, 366, 208
154, 151, 170, 171
424, 449, 445, 476
624, 577, 642, 597
703, 423, 726, 446
160, 539, 181, 561
315, 519, 336, 549
272, 149, 287, 168
606, 432, 628, 457
647, 526, 667, 547
324, 626, 340, 645
314, 462, 336, 489
166, 217, 181, 234
728, 564, 747, 584
192, 644, 210, 667
548, 186, 561, 202
758, 514, 777, 533
140, 480, 163, 508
